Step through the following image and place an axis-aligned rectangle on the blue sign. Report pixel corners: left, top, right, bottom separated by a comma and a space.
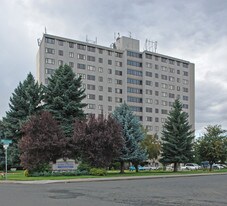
1, 139, 12, 145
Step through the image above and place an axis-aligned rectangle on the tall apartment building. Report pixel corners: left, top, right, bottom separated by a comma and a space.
36, 33, 195, 135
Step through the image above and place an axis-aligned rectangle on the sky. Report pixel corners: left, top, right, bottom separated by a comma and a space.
0, 0, 227, 136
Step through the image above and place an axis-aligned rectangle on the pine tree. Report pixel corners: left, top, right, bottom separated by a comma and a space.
73, 115, 124, 168
113, 103, 147, 173
19, 111, 66, 172
3, 73, 44, 165
161, 99, 194, 172
44, 65, 87, 137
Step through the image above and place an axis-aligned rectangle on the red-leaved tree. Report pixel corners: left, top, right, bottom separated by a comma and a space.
73, 115, 123, 168
19, 111, 66, 172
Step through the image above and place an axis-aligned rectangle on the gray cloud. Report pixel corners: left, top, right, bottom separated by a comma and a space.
0, 0, 227, 134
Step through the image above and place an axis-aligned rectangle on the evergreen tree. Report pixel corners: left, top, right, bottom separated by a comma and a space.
161, 99, 194, 172
3, 73, 43, 165
113, 103, 147, 173
44, 65, 87, 137
19, 111, 66, 172
73, 115, 124, 168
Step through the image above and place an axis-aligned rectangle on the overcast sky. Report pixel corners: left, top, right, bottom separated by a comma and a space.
0, 0, 227, 135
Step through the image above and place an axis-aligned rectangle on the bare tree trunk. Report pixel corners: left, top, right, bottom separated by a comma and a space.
135, 163, 139, 173
120, 161, 125, 174
173, 162, 178, 172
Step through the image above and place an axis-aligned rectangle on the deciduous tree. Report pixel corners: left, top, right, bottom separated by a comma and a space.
19, 111, 66, 172
72, 115, 124, 168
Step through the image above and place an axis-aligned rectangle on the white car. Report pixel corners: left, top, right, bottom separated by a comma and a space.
185, 163, 198, 170
212, 164, 224, 169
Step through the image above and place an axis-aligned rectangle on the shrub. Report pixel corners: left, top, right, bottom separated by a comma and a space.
90, 168, 107, 176
77, 162, 91, 172
24, 169, 30, 177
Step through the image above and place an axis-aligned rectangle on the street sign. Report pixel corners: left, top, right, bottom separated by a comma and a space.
1, 139, 12, 145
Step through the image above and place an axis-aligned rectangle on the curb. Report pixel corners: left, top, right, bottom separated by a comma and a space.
1, 172, 227, 185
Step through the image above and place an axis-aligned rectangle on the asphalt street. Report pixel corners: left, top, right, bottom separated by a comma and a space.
0, 174, 227, 206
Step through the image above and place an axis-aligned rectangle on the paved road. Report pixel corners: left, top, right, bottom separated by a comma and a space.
0, 174, 227, 206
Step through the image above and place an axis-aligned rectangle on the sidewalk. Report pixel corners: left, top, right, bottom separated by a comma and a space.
1, 172, 227, 185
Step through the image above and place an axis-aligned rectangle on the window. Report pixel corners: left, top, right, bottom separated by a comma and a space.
69, 52, 74, 58
87, 94, 95, 100
108, 96, 112, 102
127, 96, 143, 103
155, 73, 159, 78
99, 58, 103, 63
58, 60, 63, 66
127, 78, 142, 85
87, 75, 95, 81
146, 62, 152, 68
77, 63, 86, 69
108, 78, 112, 83
99, 95, 103, 101
146, 89, 152, 95
115, 52, 123, 58
177, 86, 181, 91
155, 64, 159, 70
127, 60, 142, 67
177, 70, 180, 74
77, 73, 86, 79
169, 68, 175, 73
169, 93, 175, 98
87, 104, 95, 109
183, 104, 189, 109
183, 63, 189, 68
87, 84, 96, 90
155, 117, 159, 122
78, 54, 86, 60
169, 85, 175, 90
146, 80, 152, 86
98, 67, 103, 73
45, 37, 55, 44
162, 92, 167, 97
161, 57, 167, 63
162, 101, 168, 106
135, 116, 143, 121
169, 59, 175, 65
108, 60, 112, 65
115, 61, 122, 67
161, 75, 167, 80
115, 97, 122, 103
162, 83, 168, 89
98, 86, 103, 91
115, 88, 122, 94
161, 118, 166, 123
127, 51, 142, 58
98, 76, 103, 82
177, 61, 181, 66
87, 46, 95, 52
155, 56, 159, 61
107, 50, 113, 56
45, 58, 55, 64
146, 71, 152, 77
169, 76, 175, 82
98, 105, 103, 110
69, 62, 74, 68
146, 117, 152, 122
183, 71, 188, 76
115, 79, 122, 85
145, 53, 152, 59
45, 48, 55, 54
146, 98, 153, 104
155, 91, 159, 96
108, 106, 112, 111
183, 79, 189, 85
162, 109, 168, 114
177, 78, 181, 83
155, 99, 159, 105
108, 87, 112, 92
115, 70, 122, 76
127, 87, 142, 94
87, 65, 96, 71
183, 96, 188, 101
58, 40, 64, 46
98, 48, 103, 54
58, 50, 63, 56
87, 55, 95, 62
155, 108, 159, 113
127, 69, 142, 76
77, 44, 86, 50
146, 107, 152, 113
183, 87, 189, 92
146, 126, 153, 131
45, 68, 55, 75
155, 126, 159, 132
155, 82, 159, 87
130, 106, 143, 112
162, 66, 168, 72
108, 69, 112, 74
69, 42, 74, 48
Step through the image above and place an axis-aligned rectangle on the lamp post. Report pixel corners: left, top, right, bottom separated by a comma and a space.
1, 139, 12, 180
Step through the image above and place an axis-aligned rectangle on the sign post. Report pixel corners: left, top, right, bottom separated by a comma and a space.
1, 139, 12, 180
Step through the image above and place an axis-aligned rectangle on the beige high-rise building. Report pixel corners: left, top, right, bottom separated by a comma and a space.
36, 33, 195, 135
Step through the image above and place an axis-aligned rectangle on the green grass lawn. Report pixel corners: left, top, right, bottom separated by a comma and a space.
1, 169, 227, 181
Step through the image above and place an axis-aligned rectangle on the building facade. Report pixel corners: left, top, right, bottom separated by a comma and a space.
36, 34, 195, 135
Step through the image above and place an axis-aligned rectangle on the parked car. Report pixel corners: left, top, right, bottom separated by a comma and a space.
185, 163, 197, 170
212, 164, 224, 170
129, 165, 144, 171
